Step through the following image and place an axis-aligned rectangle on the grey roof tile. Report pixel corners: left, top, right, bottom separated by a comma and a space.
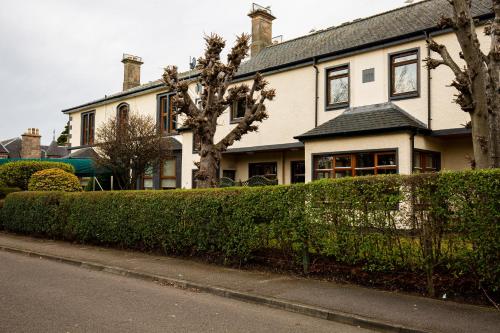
46, 140, 69, 157
295, 102, 428, 140
0, 143, 8, 154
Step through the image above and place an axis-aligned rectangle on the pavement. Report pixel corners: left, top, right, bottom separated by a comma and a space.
0, 232, 498, 333
0, 251, 371, 333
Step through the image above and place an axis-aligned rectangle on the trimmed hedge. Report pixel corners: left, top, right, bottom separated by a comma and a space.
0, 187, 21, 199
0, 161, 75, 190
0, 170, 498, 298
28, 168, 82, 192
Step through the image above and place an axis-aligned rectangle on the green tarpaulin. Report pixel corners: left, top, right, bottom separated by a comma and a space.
0, 158, 110, 177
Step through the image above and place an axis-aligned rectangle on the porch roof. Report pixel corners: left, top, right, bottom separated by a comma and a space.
295, 102, 428, 141
223, 142, 304, 154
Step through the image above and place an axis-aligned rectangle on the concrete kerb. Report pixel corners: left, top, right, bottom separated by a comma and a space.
0, 244, 430, 333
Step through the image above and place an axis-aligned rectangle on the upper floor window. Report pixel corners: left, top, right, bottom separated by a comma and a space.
230, 99, 246, 122
81, 111, 95, 146
117, 103, 129, 126
159, 95, 177, 134
390, 50, 419, 98
326, 65, 349, 109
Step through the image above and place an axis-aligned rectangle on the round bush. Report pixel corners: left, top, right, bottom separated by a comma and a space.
28, 168, 82, 192
0, 161, 75, 190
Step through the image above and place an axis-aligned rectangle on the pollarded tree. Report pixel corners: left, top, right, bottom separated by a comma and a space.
162, 34, 276, 188
425, 0, 499, 168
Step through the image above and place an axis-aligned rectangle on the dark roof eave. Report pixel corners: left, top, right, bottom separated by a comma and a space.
295, 126, 429, 141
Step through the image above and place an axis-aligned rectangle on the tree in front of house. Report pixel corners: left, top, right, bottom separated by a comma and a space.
162, 34, 276, 188
425, 0, 499, 168
95, 112, 170, 190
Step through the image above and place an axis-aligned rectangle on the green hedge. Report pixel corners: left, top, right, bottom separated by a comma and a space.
1, 170, 498, 298
0, 161, 75, 190
0, 187, 21, 199
28, 168, 82, 192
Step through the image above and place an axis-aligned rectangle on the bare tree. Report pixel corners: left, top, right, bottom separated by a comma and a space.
95, 113, 170, 190
162, 34, 276, 188
425, 0, 499, 168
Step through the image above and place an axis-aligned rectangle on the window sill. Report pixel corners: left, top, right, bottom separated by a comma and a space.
325, 104, 349, 112
230, 118, 244, 124
389, 92, 419, 101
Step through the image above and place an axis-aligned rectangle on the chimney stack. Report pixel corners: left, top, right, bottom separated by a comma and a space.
21, 128, 41, 159
121, 54, 143, 91
248, 4, 276, 57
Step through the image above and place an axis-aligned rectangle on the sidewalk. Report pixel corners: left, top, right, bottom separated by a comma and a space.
0, 232, 498, 333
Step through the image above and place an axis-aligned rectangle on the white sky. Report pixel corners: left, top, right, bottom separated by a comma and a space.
0, 0, 413, 144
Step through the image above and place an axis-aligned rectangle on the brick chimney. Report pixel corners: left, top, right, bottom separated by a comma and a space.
121, 54, 143, 91
248, 4, 276, 57
21, 128, 41, 159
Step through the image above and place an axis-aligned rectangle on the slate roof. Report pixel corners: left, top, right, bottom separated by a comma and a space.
237, 0, 492, 76
1, 138, 22, 158
295, 103, 428, 140
62, 0, 493, 114
66, 147, 99, 159
46, 140, 69, 157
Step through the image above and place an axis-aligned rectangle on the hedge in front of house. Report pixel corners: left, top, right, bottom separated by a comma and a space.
28, 168, 82, 192
0, 170, 498, 297
0, 160, 75, 190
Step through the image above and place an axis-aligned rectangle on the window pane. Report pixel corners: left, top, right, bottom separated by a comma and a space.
377, 168, 397, 175
316, 171, 331, 179
356, 169, 375, 176
161, 179, 176, 189
393, 53, 417, 63
335, 170, 351, 178
356, 153, 374, 168
329, 67, 349, 76
144, 166, 154, 177
413, 152, 421, 170
162, 159, 176, 177
334, 155, 351, 167
143, 179, 153, 189
377, 154, 396, 166
316, 156, 332, 169
330, 76, 349, 104
393, 63, 417, 94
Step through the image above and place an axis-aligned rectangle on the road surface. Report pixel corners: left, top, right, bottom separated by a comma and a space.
0, 251, 374, 332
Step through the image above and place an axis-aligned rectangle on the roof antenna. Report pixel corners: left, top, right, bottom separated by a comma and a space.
53, 129, 56, 141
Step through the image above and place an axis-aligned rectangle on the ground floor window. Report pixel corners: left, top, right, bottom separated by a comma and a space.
143, 166, 154, 190
413, 150, 440, 173
313, 151, 397, 179
249, 162, 277, 179
222, 170, 236, 181
291, 160, 305, 183
161, 158, 176, 189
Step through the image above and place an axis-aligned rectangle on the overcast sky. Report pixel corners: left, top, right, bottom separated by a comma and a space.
0, 0, 411, 144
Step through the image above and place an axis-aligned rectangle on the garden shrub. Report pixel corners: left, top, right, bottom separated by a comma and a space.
0, 160, 75, 190
0, 186, 21, 199
0, 169, 498, 299
28, 168, 82, 192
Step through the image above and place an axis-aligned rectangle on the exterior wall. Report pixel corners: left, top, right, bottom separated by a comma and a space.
304, 132, 412, 182
414, 134, 473, 171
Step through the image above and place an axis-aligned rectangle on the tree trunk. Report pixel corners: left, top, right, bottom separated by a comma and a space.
471, 109, 491, 169
197, 143, 220, 188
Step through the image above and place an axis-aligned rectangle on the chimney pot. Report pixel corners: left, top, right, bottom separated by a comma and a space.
248, 4, 276, 57
121, 54, 143, 91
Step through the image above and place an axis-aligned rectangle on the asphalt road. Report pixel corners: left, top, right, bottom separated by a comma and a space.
0, 251, 374, 333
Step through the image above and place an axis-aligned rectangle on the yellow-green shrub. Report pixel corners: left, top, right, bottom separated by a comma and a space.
28, 168, 82, 192
0, 160, 75, 190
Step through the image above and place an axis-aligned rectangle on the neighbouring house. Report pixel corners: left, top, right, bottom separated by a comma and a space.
62, 0, 493, 189
0, 128, 68, 160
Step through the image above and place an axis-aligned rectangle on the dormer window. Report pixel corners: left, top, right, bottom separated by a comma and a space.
326, 65, 350, 110
390, 50, 419, 99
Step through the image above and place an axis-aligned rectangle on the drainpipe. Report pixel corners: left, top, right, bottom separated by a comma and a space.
313, 57, 319, 128
410, 132, 415, 174
425, 31, 432, 130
